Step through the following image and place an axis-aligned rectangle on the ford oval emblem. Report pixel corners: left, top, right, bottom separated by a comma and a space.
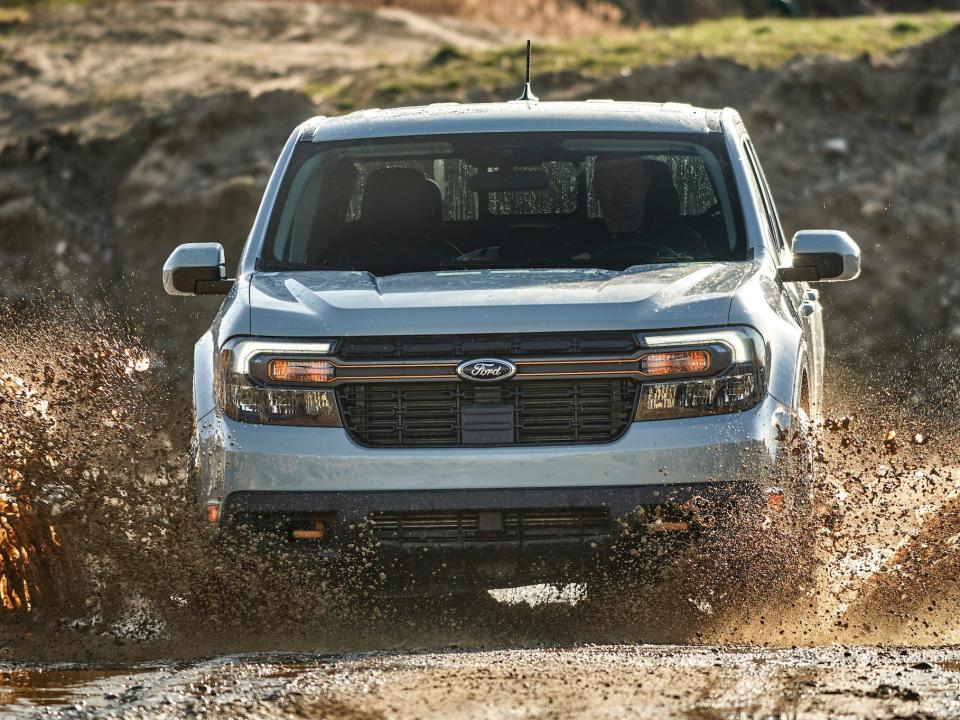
456, 358, 517, 383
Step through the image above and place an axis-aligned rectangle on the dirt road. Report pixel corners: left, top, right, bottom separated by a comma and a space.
4, 643, 960, 718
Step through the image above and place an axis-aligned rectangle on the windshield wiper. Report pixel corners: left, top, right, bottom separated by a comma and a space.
437, 260, 673, 272
438, 262, 542, 271
260, 261, 358, 272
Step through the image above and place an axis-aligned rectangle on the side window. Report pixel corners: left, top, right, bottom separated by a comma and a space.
743, 140, 787, 254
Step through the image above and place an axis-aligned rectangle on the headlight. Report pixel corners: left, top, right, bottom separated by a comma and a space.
215, 339, 342, 426
635, 327, 766, 420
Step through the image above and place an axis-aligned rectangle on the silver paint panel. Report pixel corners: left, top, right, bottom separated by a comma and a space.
198, 394, 788, 500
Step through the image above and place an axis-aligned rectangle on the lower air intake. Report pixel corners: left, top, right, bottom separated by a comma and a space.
368, 508, 611, 545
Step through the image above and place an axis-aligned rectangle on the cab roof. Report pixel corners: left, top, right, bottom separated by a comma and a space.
300, 101, 723, 143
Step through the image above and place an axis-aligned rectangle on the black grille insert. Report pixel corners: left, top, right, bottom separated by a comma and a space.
369, 508, 611, 545
338, 379, 638, 448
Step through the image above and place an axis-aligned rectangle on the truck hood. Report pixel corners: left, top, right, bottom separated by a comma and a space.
247, 263, 754, 337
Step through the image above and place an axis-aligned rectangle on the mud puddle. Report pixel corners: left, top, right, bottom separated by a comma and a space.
0, 666, 153, 708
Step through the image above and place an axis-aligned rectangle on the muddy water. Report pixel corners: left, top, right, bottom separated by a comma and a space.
2, 300, 960, 717
0, 667, 152, 708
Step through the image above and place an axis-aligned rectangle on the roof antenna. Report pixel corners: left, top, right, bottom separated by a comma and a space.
515, 39, 539, 102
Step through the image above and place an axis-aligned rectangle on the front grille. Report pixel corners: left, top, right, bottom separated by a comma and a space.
369, 508, 611, 545
338, 332, 638, 360
338, 379, 638, 448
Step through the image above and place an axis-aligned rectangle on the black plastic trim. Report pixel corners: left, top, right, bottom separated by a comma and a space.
778, 253, 844, 283
221, 482, 762, 524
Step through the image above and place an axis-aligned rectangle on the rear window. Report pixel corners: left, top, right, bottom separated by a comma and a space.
262, 132, 745, 275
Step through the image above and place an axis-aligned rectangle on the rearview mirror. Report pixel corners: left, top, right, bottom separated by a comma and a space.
777, 230, 861, 283
162, 243, 234, 296
467, 170, 549, 193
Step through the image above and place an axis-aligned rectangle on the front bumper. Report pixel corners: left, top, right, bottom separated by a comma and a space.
199, 393, 788, 497
200, 393, 790, 587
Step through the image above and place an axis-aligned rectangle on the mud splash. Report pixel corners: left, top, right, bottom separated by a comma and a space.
1, 299, 959, 661
0, 297, 200, 646
703, 397, 960, 647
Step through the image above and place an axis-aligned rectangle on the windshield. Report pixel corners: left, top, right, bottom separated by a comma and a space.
261, 132, 746, 274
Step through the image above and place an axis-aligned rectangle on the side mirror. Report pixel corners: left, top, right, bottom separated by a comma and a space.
777, 230, 861, 283
162, 243, 234, 296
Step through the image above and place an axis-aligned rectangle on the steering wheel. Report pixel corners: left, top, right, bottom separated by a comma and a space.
591, 239, 683, 261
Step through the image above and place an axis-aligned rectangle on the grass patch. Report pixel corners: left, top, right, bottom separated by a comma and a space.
428, 43, 468, 66
302, 76, 366, 111
93, 84, 140, 106
890, 18, 922, 34
339, 13, 958, 107
0, 7, 28, 22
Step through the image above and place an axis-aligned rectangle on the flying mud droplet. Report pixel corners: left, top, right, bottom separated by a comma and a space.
826, 415, 853, 432
124, 350, 151, 375
883, 429, 898, 453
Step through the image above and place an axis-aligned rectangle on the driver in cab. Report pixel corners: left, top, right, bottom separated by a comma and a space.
591, 154, 707, 262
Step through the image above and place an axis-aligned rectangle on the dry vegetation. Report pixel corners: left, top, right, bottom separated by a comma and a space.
342, 0, 625, 37
343, 12, 958, 108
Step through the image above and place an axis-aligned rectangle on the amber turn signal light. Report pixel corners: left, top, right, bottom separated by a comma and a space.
641, 350, 710, 376
267, 359, 335, 383
292, 520, 327, 541
205, 501, 221, 524
766, 487, 785, 512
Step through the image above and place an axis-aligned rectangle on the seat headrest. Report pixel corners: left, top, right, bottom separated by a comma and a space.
642, 159, 682, 225
360, 167, 440, 243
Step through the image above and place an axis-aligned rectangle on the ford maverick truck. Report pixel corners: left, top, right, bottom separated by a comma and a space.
163, 100, 860, 590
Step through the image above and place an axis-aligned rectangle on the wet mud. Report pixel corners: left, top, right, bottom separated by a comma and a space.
1, 296, 960, 717
4, 646, 960, 718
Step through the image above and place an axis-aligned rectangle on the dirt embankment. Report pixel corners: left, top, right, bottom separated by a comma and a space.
0, 0, 506, 373
2, 3, 959, 397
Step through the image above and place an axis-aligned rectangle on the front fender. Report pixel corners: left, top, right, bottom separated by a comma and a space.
729, 267, 803, 411
193, 330, 217, 422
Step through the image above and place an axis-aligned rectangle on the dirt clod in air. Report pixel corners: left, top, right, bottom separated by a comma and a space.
883, 429, 898, 453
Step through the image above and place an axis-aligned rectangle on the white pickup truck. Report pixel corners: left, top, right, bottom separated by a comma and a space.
163, 98, 860, 592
